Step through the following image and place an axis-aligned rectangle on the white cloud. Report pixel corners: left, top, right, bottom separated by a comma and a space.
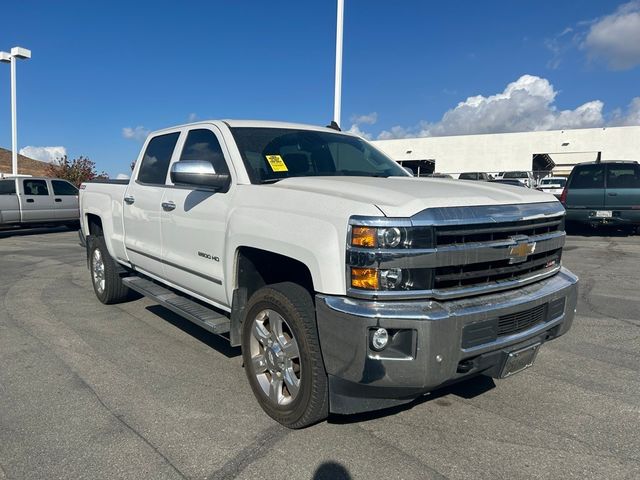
116, 173, 130, 180
350, 112, 378, 125
376, 75, 611, 139
583, 1, 640, 70
122, 126, 150, 142
19, 146, 67, 163
346, 112, 377, 139
187, 113, 198, 122
610, 97, 640, 125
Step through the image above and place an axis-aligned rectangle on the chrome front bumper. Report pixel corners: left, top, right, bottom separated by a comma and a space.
316, 267, 579, 414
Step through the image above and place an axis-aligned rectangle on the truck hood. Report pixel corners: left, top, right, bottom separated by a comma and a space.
270, 176, 557, 217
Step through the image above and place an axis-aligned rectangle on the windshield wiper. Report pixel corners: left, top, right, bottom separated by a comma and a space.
260, 178, 284, 184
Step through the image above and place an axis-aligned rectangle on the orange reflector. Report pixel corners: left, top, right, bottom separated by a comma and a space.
352, 226, 377, 247
351, 268, 379, 289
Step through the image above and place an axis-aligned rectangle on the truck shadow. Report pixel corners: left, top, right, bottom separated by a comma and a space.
145, 304, 241, 358
328, 375, 496, 425
565, 222, 638, 237
312, 461, 352, 479
0, 225, 69, 238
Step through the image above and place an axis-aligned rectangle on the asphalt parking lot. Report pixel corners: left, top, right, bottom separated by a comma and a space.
1, 226, 639, 480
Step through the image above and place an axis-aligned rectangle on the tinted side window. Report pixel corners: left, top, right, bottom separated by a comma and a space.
23, 179, 50, 196
179, 129, 230, 175
138, 132, 180, 184
606, 164, 640, 189
52, 180, 79, 195
0, 180, 16, 195
569, 165, 604, 189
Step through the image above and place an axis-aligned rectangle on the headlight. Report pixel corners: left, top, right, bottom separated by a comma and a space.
351, 226, 406, 248
378, 227, 402, 248
348, 223, 435, 293
349, 266, 430, 291
349, 225, 433, 249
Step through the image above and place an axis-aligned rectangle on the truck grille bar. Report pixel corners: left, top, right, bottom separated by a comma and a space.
434, 249, 562, 290
347, 202, 567, 300
435, 217, 564, 247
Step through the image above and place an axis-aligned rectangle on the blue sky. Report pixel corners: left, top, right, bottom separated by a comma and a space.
1, 0, 639, 176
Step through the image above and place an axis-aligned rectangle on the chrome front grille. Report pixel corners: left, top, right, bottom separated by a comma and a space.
434, 249, 562, 290
346, 202, 567, 300
435, 217, 564, 247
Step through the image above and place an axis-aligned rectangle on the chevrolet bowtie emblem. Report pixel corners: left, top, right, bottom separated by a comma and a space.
508, 239, 536, 264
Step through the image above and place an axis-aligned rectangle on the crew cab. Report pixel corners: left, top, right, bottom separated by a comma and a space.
79, 120, 578, 428
0, 176, 80, 228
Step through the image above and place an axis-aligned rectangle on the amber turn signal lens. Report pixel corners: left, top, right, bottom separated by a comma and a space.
351, 268, 379, 289
352, 226, 377, 247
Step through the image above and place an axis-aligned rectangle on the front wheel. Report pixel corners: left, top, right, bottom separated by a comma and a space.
88, 235, 132, 304
242, 282, 328, 428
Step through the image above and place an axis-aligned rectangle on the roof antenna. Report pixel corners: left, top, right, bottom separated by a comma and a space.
595, 151, 602, 163
326, 120, 341, 131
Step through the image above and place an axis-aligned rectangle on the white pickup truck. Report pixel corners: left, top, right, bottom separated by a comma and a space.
80, 120, 578, 428
0, 176, 80, 228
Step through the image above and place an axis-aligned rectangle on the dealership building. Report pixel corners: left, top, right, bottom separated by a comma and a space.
372, 125, 640, 178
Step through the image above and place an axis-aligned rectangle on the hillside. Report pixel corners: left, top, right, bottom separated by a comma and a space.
0, 147, 50, 176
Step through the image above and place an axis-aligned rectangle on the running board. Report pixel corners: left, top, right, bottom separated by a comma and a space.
123, 276, 230, 335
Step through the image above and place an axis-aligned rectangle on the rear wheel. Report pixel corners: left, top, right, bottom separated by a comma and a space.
89, 235, 132, 304
242, 282, 328, 428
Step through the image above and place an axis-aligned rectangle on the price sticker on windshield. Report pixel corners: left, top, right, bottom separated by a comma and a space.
265, 155, 288, 172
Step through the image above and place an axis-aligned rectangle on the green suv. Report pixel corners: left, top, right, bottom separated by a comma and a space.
561, 161, 640, 229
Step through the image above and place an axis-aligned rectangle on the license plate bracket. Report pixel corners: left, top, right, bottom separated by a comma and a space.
499, 343, 541, 378
595, 210, 613, 218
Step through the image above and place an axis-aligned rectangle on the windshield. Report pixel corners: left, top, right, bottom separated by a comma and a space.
504, 171, 529, 178
230, 127, 410, 184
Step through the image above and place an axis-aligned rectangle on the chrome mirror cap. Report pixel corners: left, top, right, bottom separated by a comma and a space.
170, 161, 230, 190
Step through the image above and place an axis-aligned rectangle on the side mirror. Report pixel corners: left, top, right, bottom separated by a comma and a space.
170, 161, 230, 190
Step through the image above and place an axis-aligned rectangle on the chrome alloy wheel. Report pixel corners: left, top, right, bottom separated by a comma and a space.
91, 248, 106, 294
249, 309, 301, 406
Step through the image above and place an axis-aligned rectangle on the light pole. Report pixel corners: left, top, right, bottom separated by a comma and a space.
333, 0, 344, 128
0, 46, 31, 176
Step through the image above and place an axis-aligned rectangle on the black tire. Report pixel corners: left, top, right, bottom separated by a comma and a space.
88, 235, 132, 304
241, 282, 328, 428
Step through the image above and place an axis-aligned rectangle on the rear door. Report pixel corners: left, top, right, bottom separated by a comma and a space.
605, 163, 640, 209
21, 179, 56, 222
565, 164, 605, 211
123, 131, 181, 278
0, 179, 20, 224
50, 180, 79, 221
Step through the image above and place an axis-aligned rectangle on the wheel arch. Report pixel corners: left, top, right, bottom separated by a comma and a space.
229, 246, 316, 347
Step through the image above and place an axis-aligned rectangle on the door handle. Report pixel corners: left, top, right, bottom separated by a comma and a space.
124, 195, 135, 205
607, 192, 618, 196
161, 201, 176, 212
55, 198, 62, 202
26, 198, 34, 203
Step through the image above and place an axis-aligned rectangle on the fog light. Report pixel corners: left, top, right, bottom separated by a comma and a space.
371, 328, 389, 351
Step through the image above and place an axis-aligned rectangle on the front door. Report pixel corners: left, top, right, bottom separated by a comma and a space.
123, 131, 181, 278
160, 126, 234, 308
